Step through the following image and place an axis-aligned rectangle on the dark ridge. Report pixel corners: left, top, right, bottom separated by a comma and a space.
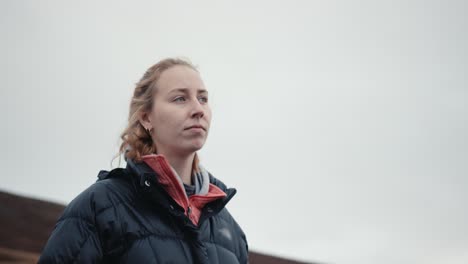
0, 191, 65, 253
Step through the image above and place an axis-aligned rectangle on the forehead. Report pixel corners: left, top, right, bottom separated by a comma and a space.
155, 65, 205, 94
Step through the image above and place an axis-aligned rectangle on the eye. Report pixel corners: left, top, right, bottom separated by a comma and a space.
173, 96, 186, 102
198, 96, 208, 103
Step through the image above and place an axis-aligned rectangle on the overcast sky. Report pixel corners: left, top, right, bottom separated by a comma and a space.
1, 1, 467, 263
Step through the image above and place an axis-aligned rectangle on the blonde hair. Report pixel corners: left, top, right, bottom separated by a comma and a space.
112, 57, 200, 171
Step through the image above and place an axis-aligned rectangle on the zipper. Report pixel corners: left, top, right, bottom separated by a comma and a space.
187, 205, 192, 218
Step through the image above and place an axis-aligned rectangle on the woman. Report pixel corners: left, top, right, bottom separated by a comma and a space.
39, 58, 249, 263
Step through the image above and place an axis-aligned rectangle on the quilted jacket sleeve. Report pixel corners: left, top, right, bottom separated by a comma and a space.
38, 184, 104, 264
235, 217, 249, 264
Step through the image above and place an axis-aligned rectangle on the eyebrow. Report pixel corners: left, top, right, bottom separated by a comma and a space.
168, 88, 208, 95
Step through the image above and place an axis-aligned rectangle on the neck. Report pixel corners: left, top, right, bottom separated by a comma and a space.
159, 150, 195, 186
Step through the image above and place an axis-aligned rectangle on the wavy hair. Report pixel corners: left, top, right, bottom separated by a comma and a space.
111, 58, 200, 171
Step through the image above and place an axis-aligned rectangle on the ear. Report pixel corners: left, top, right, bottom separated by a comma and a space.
139, 111, 153, 130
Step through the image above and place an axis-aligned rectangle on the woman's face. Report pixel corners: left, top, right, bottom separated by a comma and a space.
143, 65, 212, 156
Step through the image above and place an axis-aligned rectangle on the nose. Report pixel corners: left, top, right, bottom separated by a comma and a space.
190, 99, 205, 119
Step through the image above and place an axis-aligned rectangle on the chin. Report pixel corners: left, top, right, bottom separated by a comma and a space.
190, 143, 205, 152
181, 142, 205, 153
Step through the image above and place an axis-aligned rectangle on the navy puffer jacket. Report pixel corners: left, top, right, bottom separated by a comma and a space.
38, 159, 249, 263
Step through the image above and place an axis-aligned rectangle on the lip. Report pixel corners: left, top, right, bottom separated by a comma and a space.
185, 125, 205, 131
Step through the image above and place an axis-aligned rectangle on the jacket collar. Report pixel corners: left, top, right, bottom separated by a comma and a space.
125, 156, 158, 187
124, 156, 238, 220
140, 154, 227, 226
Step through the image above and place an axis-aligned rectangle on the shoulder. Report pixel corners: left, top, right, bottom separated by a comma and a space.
206, 172, 248, 252
217, 207, 246, 239
38, 169, 135, 263
58, 168, 136, 223
213, 206, 249, 263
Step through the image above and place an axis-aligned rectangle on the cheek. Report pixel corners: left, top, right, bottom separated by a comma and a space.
151, 103, 211, 134
205, 108, 212, 124
151, 107, 181, 132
